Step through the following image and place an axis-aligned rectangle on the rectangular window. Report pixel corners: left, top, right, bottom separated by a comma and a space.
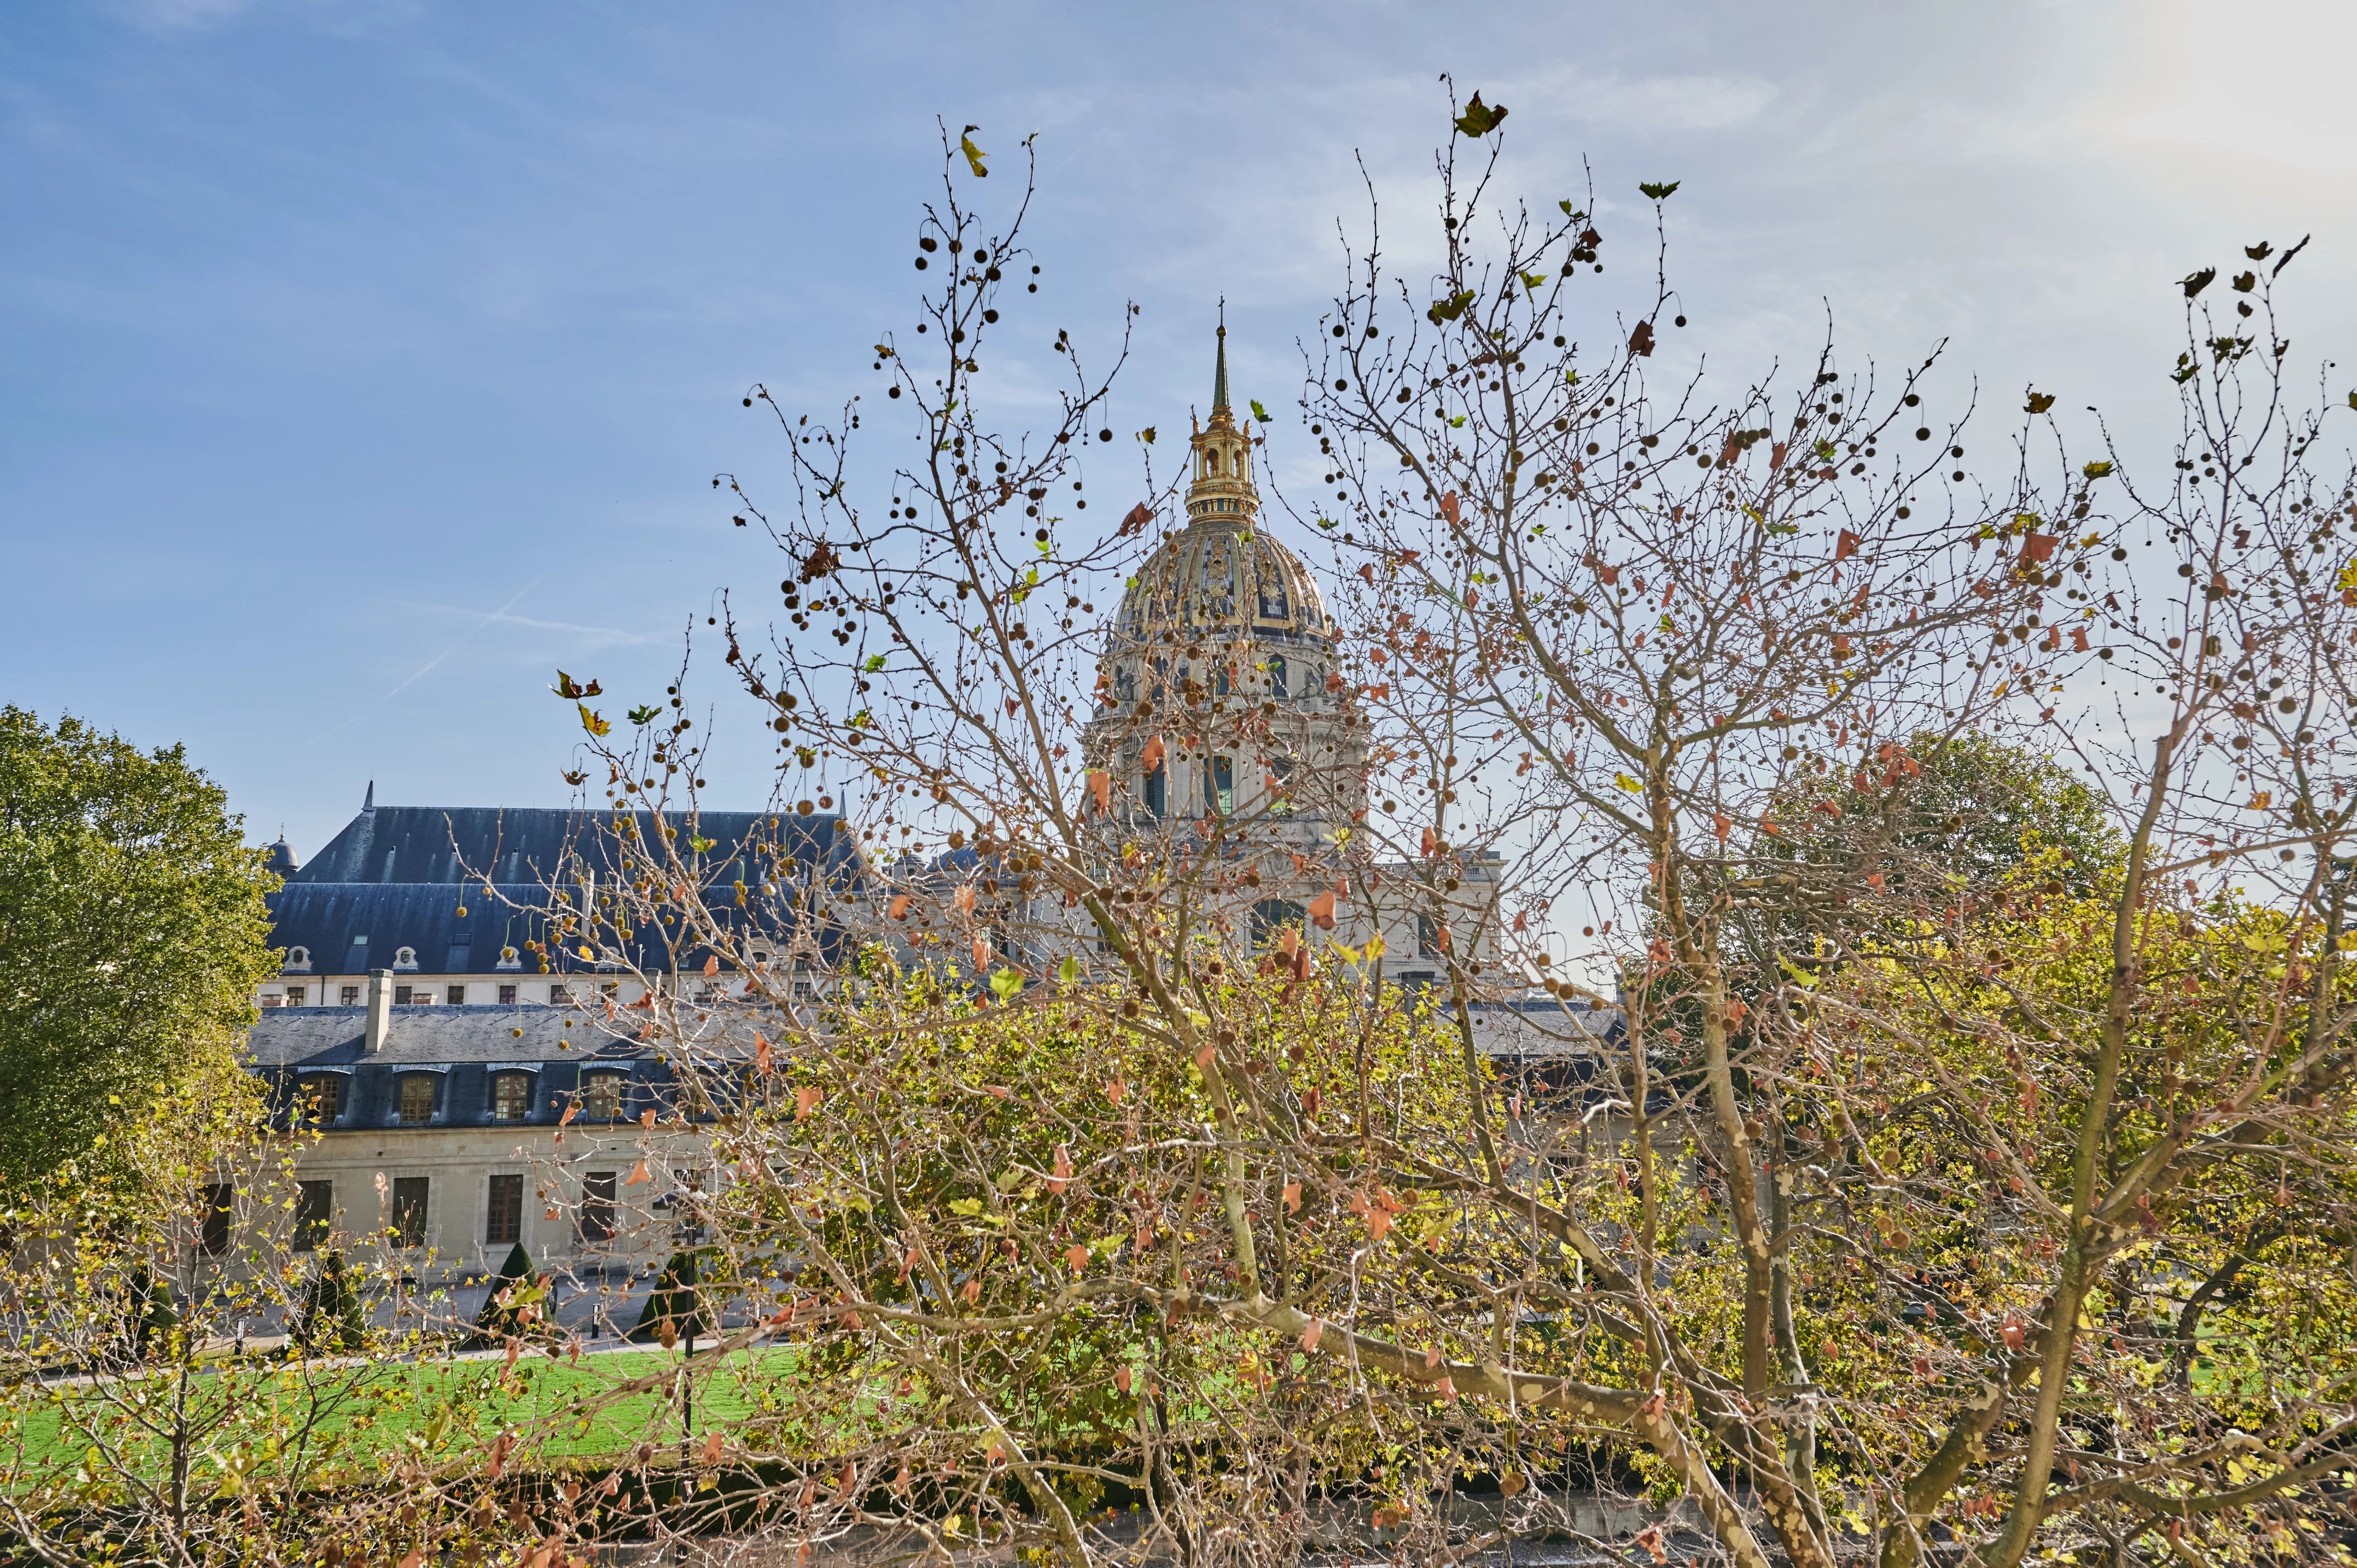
491, 1073, 532, 1123
485, 1174, 522, 1246
1204, 755, 1234, 817
599, 982, 619, 999
550, 983, 571, 1005
340, 985, 361, 1006
581, 1074, 622, 1121
398, 1075, 436, 1126
447, 985, 466, 1005
393, 985, 414, 1005
293, 1180, 333, 1251
198, 1182, 234, 1257
1268, 756, 1295, 813
1416, 914, 1441, 959
1143, 762, 1167, 818
282, 987, 306, 1006
578, 1170, 617, 1244
497, 984, 517, 1005
304, 1074, 345, 1123
389, 1177, 429, 1249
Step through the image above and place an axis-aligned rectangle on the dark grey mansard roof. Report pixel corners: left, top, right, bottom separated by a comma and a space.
291, 806, 854, 888
245, 1006, 749, 1128
270, 806, 867, 973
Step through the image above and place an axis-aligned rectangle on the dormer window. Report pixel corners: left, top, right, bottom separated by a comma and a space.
580, 1073, 624, 1122
490, 1073, 533, 1124
392, 945, 419, 971
398, 1074, 436, 1126
300, 1074, 345, 1123
284, 946, 312, 973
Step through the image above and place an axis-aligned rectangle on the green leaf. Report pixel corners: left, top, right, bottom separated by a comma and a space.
627, 704, 660, 726
1520, 271, 1548, 292
864, 654, 886, 672
1453, 93, 1508, 137
948, 1197, 984, 1218
1250, 399, 1272, 423
1638, 180, 1680, 201
960, 133, 989, 178
1449, 414, 1467, 429
1057, 955, 1081, 985
1558, 200, 1585, 219
690, 835, 716, 853
1427, 289, 1477, 325
989, 968, 1023, 1001
2083, 461, 2115, 479
1316, 517, 1338, 531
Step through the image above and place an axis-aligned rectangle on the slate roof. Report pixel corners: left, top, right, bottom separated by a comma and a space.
270, 805, 869, 973
290, 806, 852, 888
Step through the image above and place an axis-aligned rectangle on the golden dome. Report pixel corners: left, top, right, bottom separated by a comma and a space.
1110, 326, 1334, 651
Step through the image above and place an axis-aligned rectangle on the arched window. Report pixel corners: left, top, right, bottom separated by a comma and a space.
1144, 760, 1167, 818
1204, 755, 1234, 817
285, 945, 312, 972
392, 945, 419, 971
1252, 899, 1306, 948
1268, 655, 1288, 699
1113, 665, 1136, 703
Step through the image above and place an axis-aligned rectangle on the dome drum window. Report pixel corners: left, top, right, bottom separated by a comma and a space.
392, 945, 419, 971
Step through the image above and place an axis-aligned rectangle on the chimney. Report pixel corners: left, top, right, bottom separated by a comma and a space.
364, 968, 392, 1054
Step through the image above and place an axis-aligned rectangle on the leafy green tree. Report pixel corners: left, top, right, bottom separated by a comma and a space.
0, 708, 279, 1191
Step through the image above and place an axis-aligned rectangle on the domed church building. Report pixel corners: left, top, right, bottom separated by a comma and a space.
1078, 327, 1498, 981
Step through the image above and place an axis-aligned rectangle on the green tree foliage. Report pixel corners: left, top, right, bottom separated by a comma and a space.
0, 708, 279, 1190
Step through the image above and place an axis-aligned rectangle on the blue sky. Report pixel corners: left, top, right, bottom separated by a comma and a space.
5, 0, 2352, 857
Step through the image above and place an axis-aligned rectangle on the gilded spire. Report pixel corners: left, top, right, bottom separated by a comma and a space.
1212, 316, 1230, 417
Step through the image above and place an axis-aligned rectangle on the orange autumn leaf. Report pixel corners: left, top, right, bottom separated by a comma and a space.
1301, 1317, 1324, 1352
1283, 1180, 1302, 1213
1139, 734, 1166, 772
888, 893, 911, 920
702, 953, 720, 978
795, 1084, 823, 1121
624, 1160, 651, 1186
1307, 890, 1337, 929
1086, 769, 1111, 812
954, 883, 977, 915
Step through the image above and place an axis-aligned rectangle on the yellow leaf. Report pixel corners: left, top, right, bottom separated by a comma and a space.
578, 704, 611, 737
1613, 773, 1643, 793
1361, 932, 1387, 960
960, 134, 989, 178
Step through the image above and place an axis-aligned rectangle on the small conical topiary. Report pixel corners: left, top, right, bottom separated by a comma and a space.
294, 1252, 364, 1354
628, 1251, 707, 1345
470, 1243, 539, 1347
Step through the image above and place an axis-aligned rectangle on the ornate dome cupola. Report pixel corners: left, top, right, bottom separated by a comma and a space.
1088, 322, 1361, 829
1107, 325, 1335, 672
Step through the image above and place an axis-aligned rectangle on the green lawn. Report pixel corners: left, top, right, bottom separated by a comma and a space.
4, 1343, 811, 1488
